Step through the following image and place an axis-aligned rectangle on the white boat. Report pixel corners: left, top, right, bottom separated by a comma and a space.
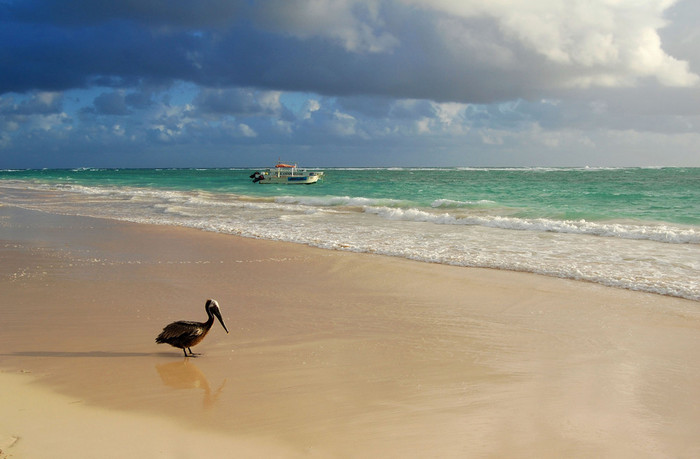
250, 162, 323, 185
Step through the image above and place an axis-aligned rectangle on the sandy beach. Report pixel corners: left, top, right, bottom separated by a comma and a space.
1, 204, 699, 458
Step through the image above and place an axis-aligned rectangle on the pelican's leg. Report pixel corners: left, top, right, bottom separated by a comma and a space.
182, 348, 188, 357
187, 347, 200, 357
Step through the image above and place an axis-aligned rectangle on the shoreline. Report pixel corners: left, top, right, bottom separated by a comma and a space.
1, 205, 699, 457
1, 173, 698, 302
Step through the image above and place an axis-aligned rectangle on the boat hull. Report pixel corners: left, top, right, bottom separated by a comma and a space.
258, 175, 320, 184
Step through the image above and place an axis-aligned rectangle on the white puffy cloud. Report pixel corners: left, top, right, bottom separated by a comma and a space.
399, 0, 698, 88
303, 99, 321, 119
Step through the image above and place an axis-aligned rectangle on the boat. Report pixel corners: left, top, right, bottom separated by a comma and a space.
250, 162, 323, 185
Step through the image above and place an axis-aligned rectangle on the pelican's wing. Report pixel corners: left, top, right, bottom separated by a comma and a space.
156, 321, 204, 342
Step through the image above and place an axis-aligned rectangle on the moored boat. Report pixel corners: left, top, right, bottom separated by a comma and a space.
250, 162, 323, 184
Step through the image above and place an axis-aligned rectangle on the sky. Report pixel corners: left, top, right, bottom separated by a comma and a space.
1, 0, 699, 168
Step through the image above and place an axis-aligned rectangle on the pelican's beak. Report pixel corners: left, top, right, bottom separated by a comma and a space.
213, 308, 229, 334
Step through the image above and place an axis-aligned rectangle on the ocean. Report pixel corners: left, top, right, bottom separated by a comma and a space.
1, 167, 698, 301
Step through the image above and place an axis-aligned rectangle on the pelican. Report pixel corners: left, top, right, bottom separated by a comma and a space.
156, 299, 229, 357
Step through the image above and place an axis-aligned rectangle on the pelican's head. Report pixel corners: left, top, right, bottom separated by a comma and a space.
205, 299, 229, 334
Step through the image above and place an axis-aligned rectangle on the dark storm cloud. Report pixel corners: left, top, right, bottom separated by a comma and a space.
5, 0, 247, 28
1, 12, 514, 102
1, 17, 209, 93
196, 16, 538, 103
8, 0, 694, 103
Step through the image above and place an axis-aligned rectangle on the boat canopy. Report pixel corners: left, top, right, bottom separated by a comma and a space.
275, 163, 295, 168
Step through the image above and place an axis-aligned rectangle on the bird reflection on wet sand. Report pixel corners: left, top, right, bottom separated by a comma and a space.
155, 360, 226, 409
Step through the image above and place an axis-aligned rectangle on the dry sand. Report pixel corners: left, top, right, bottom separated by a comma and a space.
1, 205, 699, 458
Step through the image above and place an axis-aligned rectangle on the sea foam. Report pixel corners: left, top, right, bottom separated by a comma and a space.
2, 168, 699, 301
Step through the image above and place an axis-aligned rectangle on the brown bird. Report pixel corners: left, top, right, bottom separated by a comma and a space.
156, 299, 229, 357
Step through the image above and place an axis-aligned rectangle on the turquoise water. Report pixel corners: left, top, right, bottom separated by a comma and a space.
1, 167, 699, 300
2, 167, 698, 225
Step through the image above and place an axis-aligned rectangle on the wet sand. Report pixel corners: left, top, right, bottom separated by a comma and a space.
1, 205, 699, 458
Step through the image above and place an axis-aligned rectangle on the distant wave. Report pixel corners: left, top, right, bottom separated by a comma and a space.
70, 167, 120, 172
319, 166, 654, 172
11, 182, 700, 245
275, 195, 409, 208
431, 199, 496, 208
364, 206, 700, 244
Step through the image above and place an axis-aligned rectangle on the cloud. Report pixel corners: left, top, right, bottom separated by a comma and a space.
84, 91, 131, 116
193, 88, 287, 118
408, 0, 698, 88
302, 99, 321, 120
0, 92, 63, 115
252, 0, 400, 53
1, 0, 696, 101
0, 0, 698, 168
0, 92, 69, 146
6, 0, 248, 28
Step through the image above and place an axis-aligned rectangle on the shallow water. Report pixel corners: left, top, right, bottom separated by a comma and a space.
1, 167, 698, 300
